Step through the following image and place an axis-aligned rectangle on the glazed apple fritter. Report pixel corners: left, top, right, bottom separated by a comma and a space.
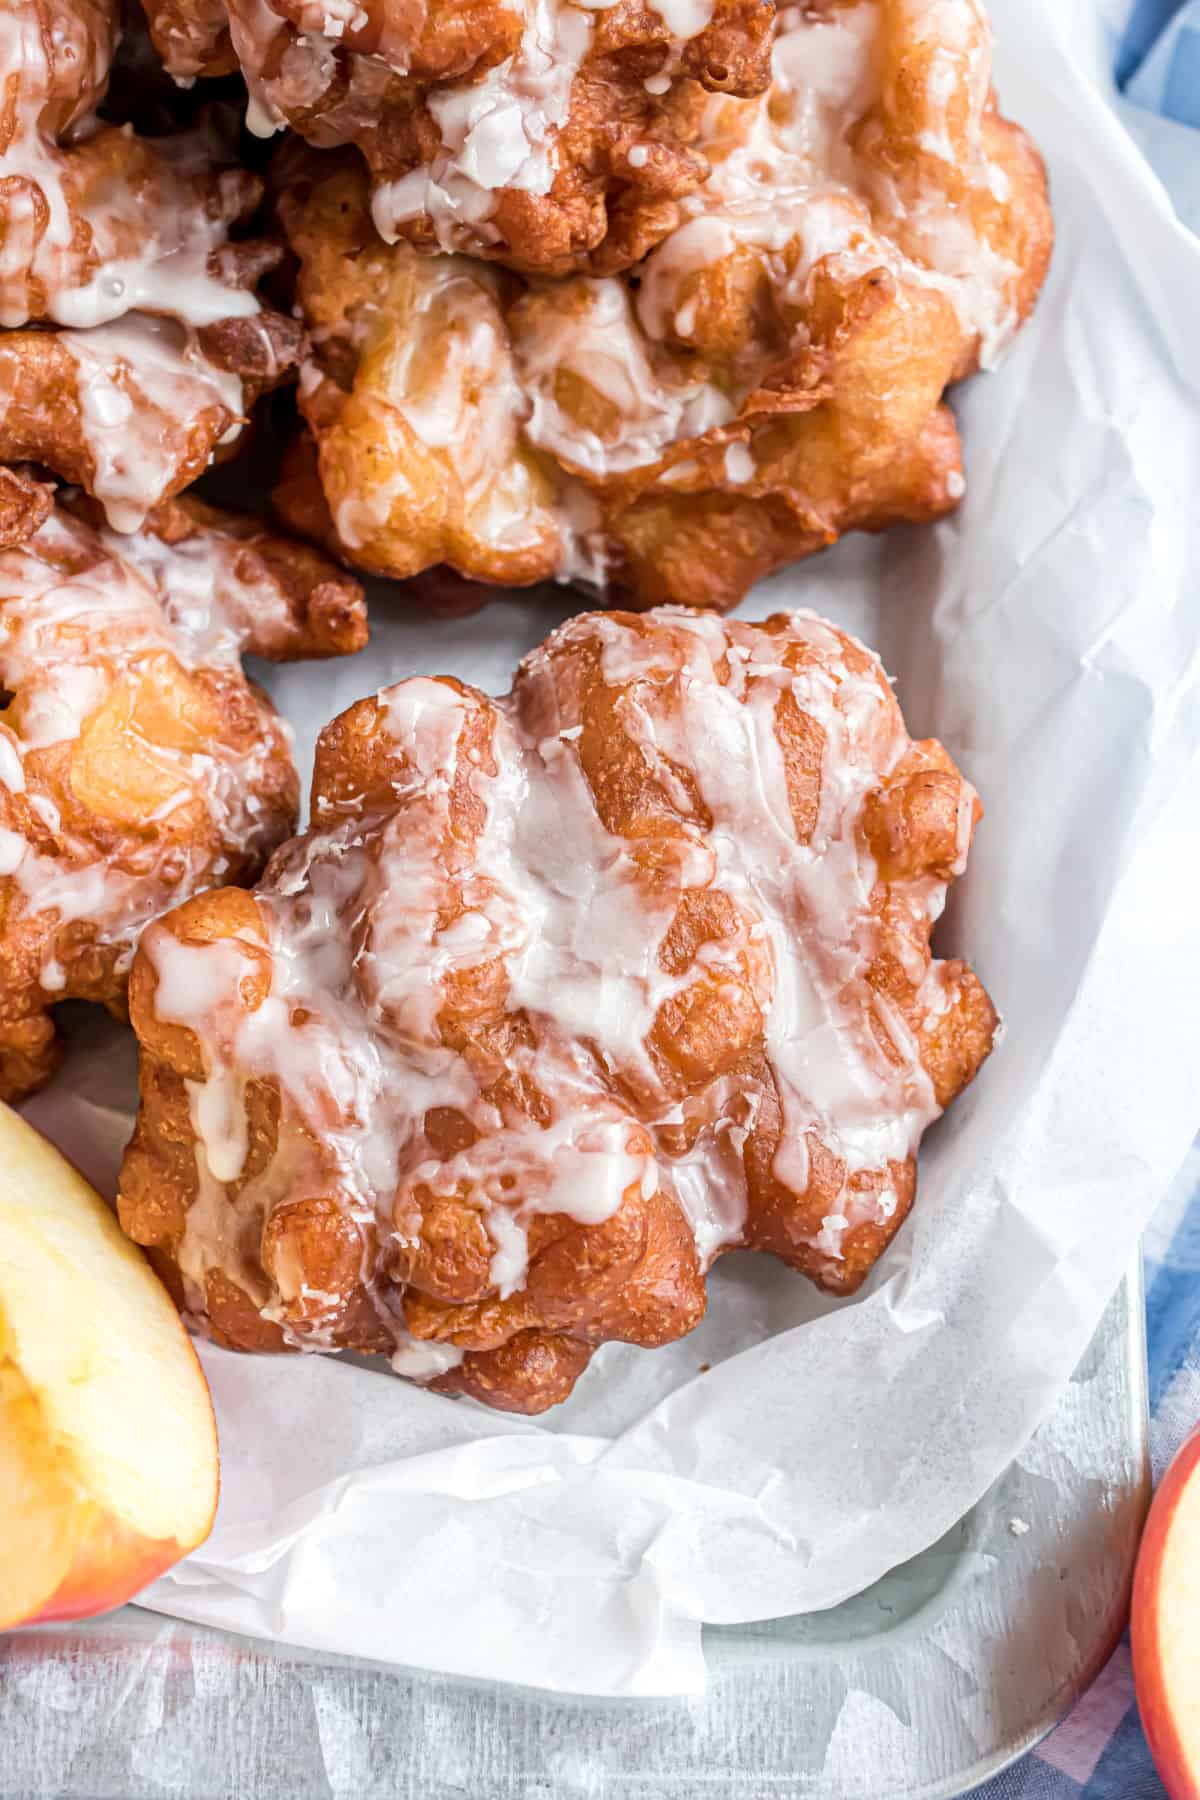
274, 0, 1052, 610
141, 0, 777, 274
118, 607, 997, 1413
0, 0, 303, 528
0, 497, 366, 1101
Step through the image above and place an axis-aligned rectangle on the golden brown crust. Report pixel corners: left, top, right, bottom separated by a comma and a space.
0, 123, 264, 327
0, 0, 295, 332
143, 0, 775, 274
0, 501, 367, 1103
118, 608, 997, 1412
433, 1330, 594, 1411
0, 466, 54, 549
278, 163, 969, 607
0, 315, 304, 528
0, 0, 117, 142
0, 328, 237, 507
75, 491, 370, 660
274, 0, 1052, 612
600, 267, 969, 606
141, 0, 238, 78
0, 0, 310, 527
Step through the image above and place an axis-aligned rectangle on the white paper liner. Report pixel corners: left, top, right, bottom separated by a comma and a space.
19, 0, 1200, 1697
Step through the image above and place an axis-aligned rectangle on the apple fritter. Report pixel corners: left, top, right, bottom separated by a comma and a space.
0, 0, 304, 526
141, 0, 776, 274
275, 0, 1052, 610
0, 498, 366, 1102
0, 316, 305, 533
118, 607, 997, 1413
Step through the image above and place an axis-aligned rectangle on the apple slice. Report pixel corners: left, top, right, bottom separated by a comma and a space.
1133, 1424, 1200, 1800
0, 1101, 218, 1627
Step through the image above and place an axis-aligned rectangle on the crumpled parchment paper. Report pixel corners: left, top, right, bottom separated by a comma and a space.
21, 0, 1200, 1697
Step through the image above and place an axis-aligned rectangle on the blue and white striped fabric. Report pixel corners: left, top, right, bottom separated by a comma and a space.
1115, 0, 1200, 234
1122, 0, 1200, 118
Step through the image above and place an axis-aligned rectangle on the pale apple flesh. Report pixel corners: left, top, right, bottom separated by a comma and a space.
0, 1101, 219, 1630
1133, 1425, 1200, 1800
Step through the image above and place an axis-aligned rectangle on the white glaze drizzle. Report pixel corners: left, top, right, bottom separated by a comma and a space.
62, 316, 245, 532
0, 507, 296, 990
298, 0, 1032, 578
210, 0, 722, 251
517, 279, 735, 476
320, 257, 556, 563
0, 1, 264, 330
146, 609, 976, 1349
372, 0, 597, 249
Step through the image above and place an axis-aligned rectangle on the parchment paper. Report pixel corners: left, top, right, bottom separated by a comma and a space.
22, 0, 1200, 1697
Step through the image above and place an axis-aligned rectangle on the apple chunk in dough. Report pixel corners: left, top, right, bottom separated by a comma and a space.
0, 1102, 218, 1628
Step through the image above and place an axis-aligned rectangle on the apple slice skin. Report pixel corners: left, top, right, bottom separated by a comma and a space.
0, 1366, 201, 1630
0, 1102, 219, 1630
24, 1506, 205, 1627
1133, 1426, 1200, 1800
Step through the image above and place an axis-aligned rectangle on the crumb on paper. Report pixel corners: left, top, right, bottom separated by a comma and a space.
1009, 1517, 1031, 1536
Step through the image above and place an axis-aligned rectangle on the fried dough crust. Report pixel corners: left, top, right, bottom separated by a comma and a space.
0, 499, 365, 1101
119, 607, 996, 1412
0, 0, 307, 524
275, 0, 1051, 609
0, 320, 295, 529
143, 0, 776, 273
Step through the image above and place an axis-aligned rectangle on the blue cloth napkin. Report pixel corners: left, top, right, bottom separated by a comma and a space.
1116, 0, 1200, 236
1122, 0, 1200, 117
